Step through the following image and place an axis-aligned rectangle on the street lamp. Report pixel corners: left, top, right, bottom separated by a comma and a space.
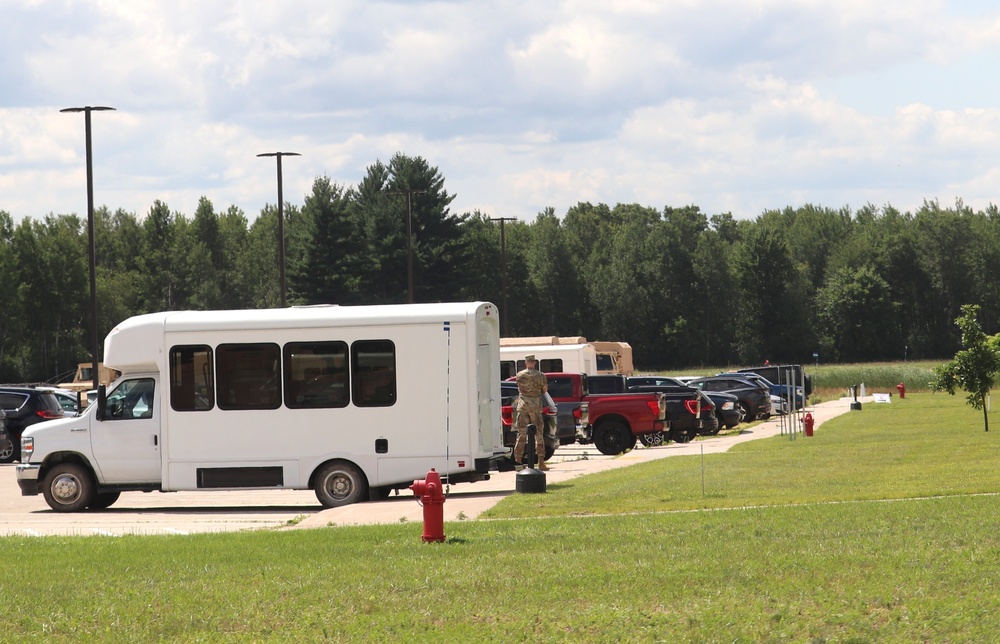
388, 188, 426, 304
488, 216, 516, 335
61, 105, 115, 393
257, 152, 300, 307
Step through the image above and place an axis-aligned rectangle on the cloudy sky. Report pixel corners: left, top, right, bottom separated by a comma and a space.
3, 0, 1000, 224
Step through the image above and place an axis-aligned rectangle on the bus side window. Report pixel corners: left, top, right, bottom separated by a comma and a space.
539, 358, 563, 372
170, 345, 214, 412
216, 343, 281, 410
105, 378, 155, 420
352, 340, 395, 407
284, 341, 349, 409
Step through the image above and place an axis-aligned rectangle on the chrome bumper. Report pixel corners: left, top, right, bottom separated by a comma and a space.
15, 464, 41, 496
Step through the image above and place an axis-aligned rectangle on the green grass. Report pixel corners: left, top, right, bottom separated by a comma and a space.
2, 392, 999, 641
486, 391, 999, 518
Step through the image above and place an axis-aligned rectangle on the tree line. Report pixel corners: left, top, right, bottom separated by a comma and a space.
3, 152, 999, 383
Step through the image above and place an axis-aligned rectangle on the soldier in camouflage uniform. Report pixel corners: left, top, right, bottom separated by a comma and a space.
513, 355, 549, 470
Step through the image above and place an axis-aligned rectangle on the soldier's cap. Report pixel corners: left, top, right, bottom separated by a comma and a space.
525, 354, 536, 362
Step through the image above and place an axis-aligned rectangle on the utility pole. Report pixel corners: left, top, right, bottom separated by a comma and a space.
488, 216, 516, 335
61, 105, 115, 392
389, 188, 426, 303
257, 152, 300, 307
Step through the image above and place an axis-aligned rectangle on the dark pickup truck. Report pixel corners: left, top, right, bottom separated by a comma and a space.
542, 373, 669, 456
585, 374, 717, 443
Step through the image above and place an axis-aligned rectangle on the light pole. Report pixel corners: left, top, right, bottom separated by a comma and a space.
488, 216, 516, 335
257, 152, 300, 307
61, 105, 115, 393
389, 188, 426, 304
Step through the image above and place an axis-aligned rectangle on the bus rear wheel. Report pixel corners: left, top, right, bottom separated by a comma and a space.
314, 461, 367, 508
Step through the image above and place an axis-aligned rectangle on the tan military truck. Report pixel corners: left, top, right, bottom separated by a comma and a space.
499, 336, 634, 377
58, 362, 118, 406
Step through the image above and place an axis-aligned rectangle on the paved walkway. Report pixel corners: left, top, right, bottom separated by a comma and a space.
294, 395, 863, 529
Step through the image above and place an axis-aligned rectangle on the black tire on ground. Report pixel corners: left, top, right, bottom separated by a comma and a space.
544, 444, 556, 461
638, 431, 667, 447
593, 421, 636, 455
670, 428, 693, 443
42, 463, 96, 513
314, 461, 367, 508
0, 435, 17, 463
89, 491, 121, 510
740, 402, 755, 422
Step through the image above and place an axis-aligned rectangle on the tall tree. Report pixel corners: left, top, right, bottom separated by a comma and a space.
138, 200, 178, 312
0, 211, 20, 381
289, 176, 363, 305
815, 265, 899, 361
386, 153, 469, 303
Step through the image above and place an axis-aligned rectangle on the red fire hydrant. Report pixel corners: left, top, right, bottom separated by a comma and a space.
803, 412, 814, 437
410, 468, 446, 543
896, 383, 906, 399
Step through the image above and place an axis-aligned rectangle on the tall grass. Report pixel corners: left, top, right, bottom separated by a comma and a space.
807, 359, 943, 394
649, 359, 947, 396
2, 392, 998, 641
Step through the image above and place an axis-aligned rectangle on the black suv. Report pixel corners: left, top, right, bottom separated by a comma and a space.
0, 386, 66, 463
686, 376, 772, 422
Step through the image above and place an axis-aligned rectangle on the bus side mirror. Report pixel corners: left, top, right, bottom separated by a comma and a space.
96, 385, 107, 421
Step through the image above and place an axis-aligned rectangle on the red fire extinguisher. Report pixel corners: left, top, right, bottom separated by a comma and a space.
410, 468, 446, 543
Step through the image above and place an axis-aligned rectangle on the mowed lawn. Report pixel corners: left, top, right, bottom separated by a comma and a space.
3, 392, 1000, 642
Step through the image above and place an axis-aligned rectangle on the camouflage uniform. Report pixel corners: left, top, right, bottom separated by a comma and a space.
513, 358, 548, 469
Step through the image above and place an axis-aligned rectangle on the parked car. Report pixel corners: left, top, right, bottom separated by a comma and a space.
686, 376, 772, 422
34, 386, 81, 416
630, 376, 738, 432
770, 394, 789, 415
709, 391, 742, 429
0, 386, 66, 463
717, 371, 805, 409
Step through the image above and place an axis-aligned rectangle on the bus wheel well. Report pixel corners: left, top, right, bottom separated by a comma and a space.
39, 452, 95, 483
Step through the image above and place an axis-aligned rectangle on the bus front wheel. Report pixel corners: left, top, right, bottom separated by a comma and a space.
314, 461, 367, 508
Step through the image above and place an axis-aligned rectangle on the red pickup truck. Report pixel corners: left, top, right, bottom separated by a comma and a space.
543, 372, 669, 455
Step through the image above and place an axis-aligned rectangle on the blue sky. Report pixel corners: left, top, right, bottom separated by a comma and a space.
2, 0, 1000, 223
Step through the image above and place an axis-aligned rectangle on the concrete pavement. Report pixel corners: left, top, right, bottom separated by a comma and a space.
293, 394, 863, 530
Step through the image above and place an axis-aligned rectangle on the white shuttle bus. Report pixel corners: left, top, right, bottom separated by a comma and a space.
17, 302, 506, 512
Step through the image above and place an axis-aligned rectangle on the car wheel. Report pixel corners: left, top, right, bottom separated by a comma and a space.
593, 420, 636, 455
669, 428, 693, 443
740, 402, 755, 422
638, 431, 667, 447
314, 461, 367, 508
42, 463, 95, 512
89, 491, 121, 510
544, 444, 556, 461
0, 435, 16, 463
